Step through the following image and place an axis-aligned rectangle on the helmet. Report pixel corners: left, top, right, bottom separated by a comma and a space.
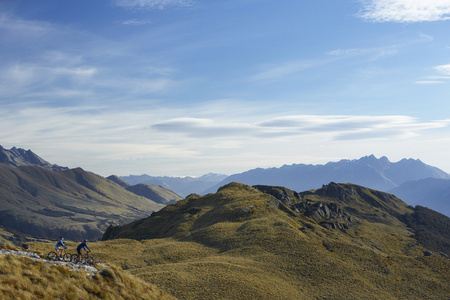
60, 237, 64, 239
84, 239, 87, 242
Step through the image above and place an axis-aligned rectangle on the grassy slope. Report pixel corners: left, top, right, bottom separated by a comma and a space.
126, 183, 183, 205
0, 248, 175, 299
0, 166, 165, 241
29, 182, 449, 300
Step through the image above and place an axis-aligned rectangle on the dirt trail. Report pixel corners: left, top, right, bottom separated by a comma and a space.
0, 248, 101, 275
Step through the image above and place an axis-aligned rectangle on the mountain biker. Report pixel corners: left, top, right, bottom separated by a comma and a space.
77, 239, 91, 260
55, 236, 67, 259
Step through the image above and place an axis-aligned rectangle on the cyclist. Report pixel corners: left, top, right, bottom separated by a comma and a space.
55, 236, 67, 259
77, 239, 91, 261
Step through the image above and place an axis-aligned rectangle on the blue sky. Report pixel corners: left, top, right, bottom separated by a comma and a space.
1, 0, 450, 176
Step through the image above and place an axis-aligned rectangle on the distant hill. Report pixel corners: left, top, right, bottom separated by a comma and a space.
101, 182, 450, 299
120, 173, 228, 197
107, 175, 182, 205
204, 155, 450, 195
0, 146, 67, 171
389, 178, 450, 217
0, 165, 165, 241
106, 175, 130, 187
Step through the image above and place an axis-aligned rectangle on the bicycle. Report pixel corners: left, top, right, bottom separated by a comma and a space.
72, 251, 95, 265
47, 248, 71, 262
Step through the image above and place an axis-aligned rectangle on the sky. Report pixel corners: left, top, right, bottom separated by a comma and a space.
1, 0, 450, 177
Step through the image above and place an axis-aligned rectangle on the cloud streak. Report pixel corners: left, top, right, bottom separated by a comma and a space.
113, 0, 195, 10
152, 114, 450, 140
358, 0, 450, 23
434, 64, 450, 75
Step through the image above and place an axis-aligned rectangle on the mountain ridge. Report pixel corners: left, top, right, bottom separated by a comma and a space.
204, 154, 450, 196
0, 146, 67, 171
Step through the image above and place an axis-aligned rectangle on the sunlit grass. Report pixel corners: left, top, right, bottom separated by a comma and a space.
0, 251, 175, 299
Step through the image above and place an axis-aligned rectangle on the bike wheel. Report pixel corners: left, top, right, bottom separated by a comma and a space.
70, 254, 79, 263
47, 251, 57, 261
86, 256, 94, 265
63, 253, 71, 262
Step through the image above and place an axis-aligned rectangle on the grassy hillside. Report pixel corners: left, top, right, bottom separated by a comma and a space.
52, 182, 450, 299
125, 183, 182, 205
0, 246, 175, 299
0, 166, 165, 241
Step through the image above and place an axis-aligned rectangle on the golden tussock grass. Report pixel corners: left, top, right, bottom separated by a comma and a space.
0, 252, 175, 299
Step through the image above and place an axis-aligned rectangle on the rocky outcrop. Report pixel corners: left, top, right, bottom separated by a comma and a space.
293, 201, 357, 230
254, 184, 357, 231
0, 146, 67, 171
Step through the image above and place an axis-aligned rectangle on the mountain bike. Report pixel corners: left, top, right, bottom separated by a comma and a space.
47, 248, 71, 262
72, 251, 95, 265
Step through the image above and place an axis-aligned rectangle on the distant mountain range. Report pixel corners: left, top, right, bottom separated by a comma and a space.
205, 155, 450, 194
120, 173, 228, 197
123, 155, 450, 216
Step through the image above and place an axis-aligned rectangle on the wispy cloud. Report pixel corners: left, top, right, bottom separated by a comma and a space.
415, 80, 445, 85
249, 59, 327, 81
415, 63, 450, 85
152, 114, 450, 140
0, 12, 56, 39
434, 64, 450, 75
0, 63, 97, 99
120, 19, 152, 26
113, 0, 195, 10
358, 0, 450, 23
328, 45, 398, 60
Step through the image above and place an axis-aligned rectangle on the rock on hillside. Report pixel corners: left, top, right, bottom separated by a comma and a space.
101, 182, 450, 299
0, 145, 67, 171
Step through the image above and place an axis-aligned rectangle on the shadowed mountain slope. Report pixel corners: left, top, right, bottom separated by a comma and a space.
107, 175, 131, 187
125, 183, 182, 205
389, 178, 450, 217
101, 182, 450, 299
0, 166, 164, 241
107, 175, 183, 205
